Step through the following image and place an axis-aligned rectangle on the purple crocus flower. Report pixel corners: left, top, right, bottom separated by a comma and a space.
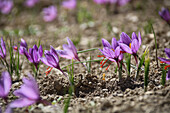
0, 0, 13, 14
23, 45, 43, 69
24, 0, 39, 8
0, 71, 11, 101
98, 38, 123, 70
0, 37, 6, 59
62, 0, 76, 10
5, 74, 42, 113
41, 46, 70, 81
43, 5, 57, 22
159, 48, 170, 81
159, 8, 170, 24
119, 32, 141, 65
57, 37, 87, 68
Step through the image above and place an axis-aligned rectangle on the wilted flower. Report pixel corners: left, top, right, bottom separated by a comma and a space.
24, 0, 39, 8
23, 45, 43, 69
0, 71, 11, 101
57, 37, 86, 68
5, 74, 42, 113
62, 0, 76, 10
98, 38, 123, 70
0, 0, 13, 14
43, 5, 57, 22
119, 32, 141, 65
159, 48, 170, 81
159, 8, 170, 24
0, 37, 6, 59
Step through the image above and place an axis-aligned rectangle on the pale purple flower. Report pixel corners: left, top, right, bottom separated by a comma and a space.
43, 5, 57, 22
24, 0, 39, 8
159, 8, 170, 24
0, 0, 13, 14
5, 74, 41, 113
0, 71, 11, 100
159, 48, 170, 81
0, 37, 6, 59
119, 32, 141, 65
23, 45, 43, 69
62, 0, 76, 10
13, 38, 28, 55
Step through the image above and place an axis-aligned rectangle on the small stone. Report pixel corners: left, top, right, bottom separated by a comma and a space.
145, 91, 154, 95
102, 89, 108, 92
117, 94, 123, 97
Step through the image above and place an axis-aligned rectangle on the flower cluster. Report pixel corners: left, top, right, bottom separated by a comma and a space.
99, 32, 141, 71
94, 0, 130, 6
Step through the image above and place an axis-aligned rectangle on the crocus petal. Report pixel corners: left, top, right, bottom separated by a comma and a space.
118, 53, 124, 61
132, 32, 138, 40
63, 44, 75, 59
38, 45, 43, 58
0, 83, 5, 97
41, 57, 53, 67
24, 48, 33, 63
138, 32, 142, 47
114, 46, 121, 58
50, 46, 59, 63
62, 0, 76, 10
32, 49, 39, 63
120, 32, 132, 45
33, 45, 38, 51
45, 53, 58, 68
57, 50, 72, 59
2, 71, 11, 96
131, 39, 139, 54
8, 98, 36, 108
119, 43, 132, 54
13, 84, 39, 100
20, 38, 27, 48
1, 37, 6, 58
111, 37, 118, 50
102, 38, 111, 48
166, 69, 170, 81
165, 48, 170, 58
158, 57, 170, 65
67, 37, 78, 56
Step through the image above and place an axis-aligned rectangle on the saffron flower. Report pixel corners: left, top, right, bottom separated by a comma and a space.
0, 37, 6, 59
159, 48, 170, 81
159, 8, 170, 24
119, 32, 141, 65
23, 45, 43, 69
24, 0, 39, 8
41, 46, 68, 77
0, 71, 11, 101
5, 74, 44, 113
43, 5, 57, 22
98, 38, 123, 70
57, 37, 86, 68
0, 0, 13, 14
62, 0, 76, 10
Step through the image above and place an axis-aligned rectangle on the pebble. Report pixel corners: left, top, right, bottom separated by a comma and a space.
102, 89, 108, 92
117, 94, 124, 97
145, 91, 154, 95
80, 98, 86, 102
